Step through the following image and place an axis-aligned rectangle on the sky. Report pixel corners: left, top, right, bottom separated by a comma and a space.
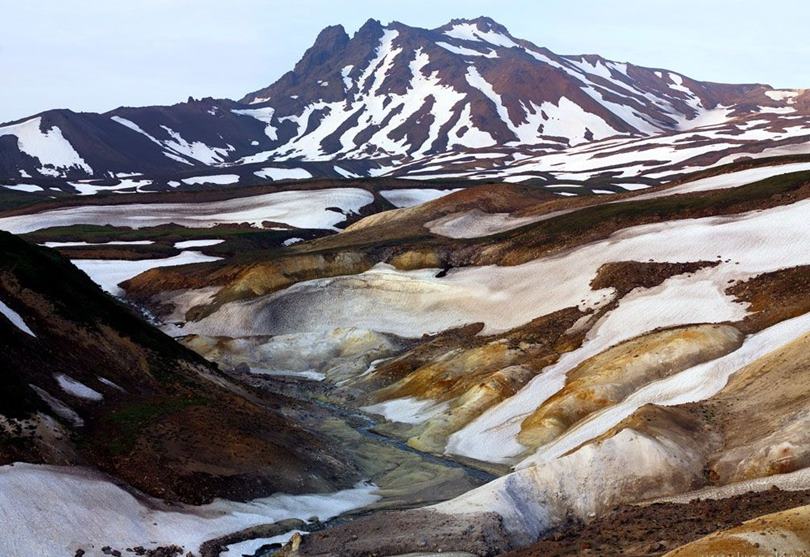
2, 0, 808, 123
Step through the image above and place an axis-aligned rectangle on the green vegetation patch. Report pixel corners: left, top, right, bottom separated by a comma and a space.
102, 396, 210, 455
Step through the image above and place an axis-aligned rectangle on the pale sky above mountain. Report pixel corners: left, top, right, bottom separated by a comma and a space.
1, 0, 807, 123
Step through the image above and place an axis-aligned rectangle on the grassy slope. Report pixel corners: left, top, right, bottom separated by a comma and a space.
0, 231, 359, 503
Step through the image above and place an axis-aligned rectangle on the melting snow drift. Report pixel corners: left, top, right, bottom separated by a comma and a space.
0, 463, 379, 557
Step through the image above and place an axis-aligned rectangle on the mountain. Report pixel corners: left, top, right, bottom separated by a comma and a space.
1, 17, 808, 195
4, 15, 810, 557
240, 17, 771, 155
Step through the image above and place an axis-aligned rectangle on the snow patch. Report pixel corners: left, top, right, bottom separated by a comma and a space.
72, 251, 222, 296
427, 208, 575, 238
54, 374, 103, 401
362, 397, 450, 424
29, 386, 83, 427
42, 241, 154, 248
181, 174, 240, 186
436, 41, 497, 58
0, 298, 36, 337
443, 23, 520, 48
379, 188, 461, 208
254, 167, 313, 181
0, 117, 92, 176
333, 165, 359, 179
3, 184, 43, 193
231, 107, 278, 141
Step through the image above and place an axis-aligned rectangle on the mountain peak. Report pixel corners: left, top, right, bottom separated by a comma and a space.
443, 16, 512, 36
292, 24, 350, 75
451, 16, 506, 28
356, 18, 384, 36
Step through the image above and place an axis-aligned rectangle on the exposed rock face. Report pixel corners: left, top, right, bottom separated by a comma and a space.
517, 324, 744, 449
503, 487, 810, 557
279, 508, 513, 557
696, 332, 810, 484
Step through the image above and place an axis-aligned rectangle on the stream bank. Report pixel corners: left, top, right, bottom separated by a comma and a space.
205, 366, 503, 556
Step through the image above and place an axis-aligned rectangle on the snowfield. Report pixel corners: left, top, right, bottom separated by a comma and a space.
72, 251, 222, 296
0, 117, 92, 176
173, 239, 224, 249
0, 188, 375, 234
183, 198, 810, 343
632, 161, 810, 201
379, 188, 461, 208
0, 463, 379, 557
181, 174, 240, 186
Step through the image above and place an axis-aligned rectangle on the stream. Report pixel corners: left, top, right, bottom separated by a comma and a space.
214, 368, 504, 556
308, 396, 498, 485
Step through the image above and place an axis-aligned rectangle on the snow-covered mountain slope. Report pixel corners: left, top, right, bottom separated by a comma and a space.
382, 112, 810, 189
239, 17, 779, 157
1, 17, 808, 193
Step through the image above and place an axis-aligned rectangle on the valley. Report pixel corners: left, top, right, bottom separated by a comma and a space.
2, 14, 810, 557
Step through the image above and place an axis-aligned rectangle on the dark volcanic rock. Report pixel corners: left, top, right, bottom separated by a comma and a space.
285, 509, 512, 556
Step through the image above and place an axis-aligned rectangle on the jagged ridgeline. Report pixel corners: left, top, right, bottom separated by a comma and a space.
1, 17, 808, 194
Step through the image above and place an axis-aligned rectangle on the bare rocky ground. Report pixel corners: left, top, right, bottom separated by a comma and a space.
503, 487, 810, 557
274, 509, 512, 557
